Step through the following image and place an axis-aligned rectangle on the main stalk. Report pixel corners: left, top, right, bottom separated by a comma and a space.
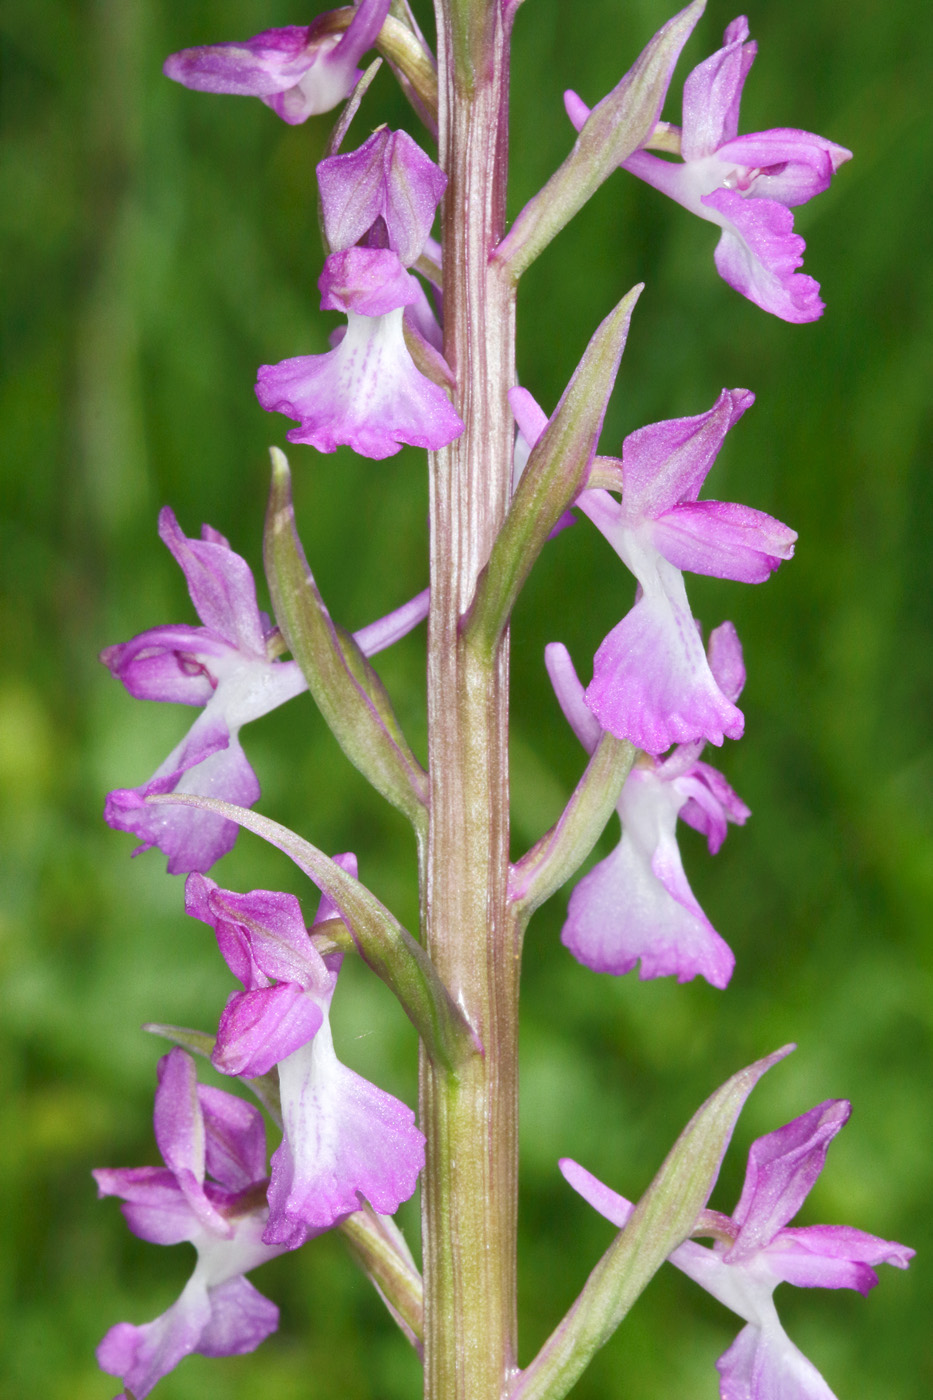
422, 1, 519, 1397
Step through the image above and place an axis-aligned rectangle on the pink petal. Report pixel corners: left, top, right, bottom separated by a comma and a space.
318, 127, 446, 266
707, 620, 746, 702
198, 1084, 269, 1191
562, 768, 734, 986
681, 18, 756, 159
613, 389, 754, 523
704, 189, 824, 322
586, 566, 744, 753
163, 27, 317, 97
100, 625, 236, 705
544, 642, 603, 755
196, 1275, 279, 1358
729, 1101, 851, 1255
652, 500, 796, 582
558, 1158, 635, 1229
717, 129, 851, 206
158, 508, 265, 656
716, 1315, 839, 1400
256, 308, 464, 460
678, 759, 750, 855
105, 715, 260, 875
318, 247, 420, 317
213, 984, 324, 1078
97, 1277, 213, 1400
265, 1028, 424, 1245
767, 1224, 914, 1294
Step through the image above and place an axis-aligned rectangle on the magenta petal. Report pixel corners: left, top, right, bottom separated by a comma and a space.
680, 17, 755, 159
106, 721, 260, 875
562, 770, 734, 987
707, 620, 746, 702
768, 1225, 915, 1294
256, 308, 464, 460
705, 189, 824, 323
616, 389, 754, 520
558, 1158, 635, 1230
163, 27, 315, 97
318, 126, 446, 266
678, 759, 750, 855
97, 1278, 212, 1400
94, 1168, 199, 1246
197, 1275, 279, 1358
265, 1031, 425, 1244
652, 500, 796, 582
189, 880, 327, 989
214, 985, 324, 1078
544, 642, 603, 755
729, 1101, 851, 1255
318, 248, 420, 317
718, 129, 851, 206
154, 1049, 205, 1186
100, 625, 235, 705
198, 1085, 268, 1191
158, 508, 265, 656
586, 571, 744, 753
716, 1316, 839, 1400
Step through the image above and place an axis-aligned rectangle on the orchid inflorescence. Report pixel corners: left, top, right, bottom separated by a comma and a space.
95, 3, 910, 1399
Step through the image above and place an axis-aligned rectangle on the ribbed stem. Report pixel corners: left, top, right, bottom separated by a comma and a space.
421, 2, 518, 1398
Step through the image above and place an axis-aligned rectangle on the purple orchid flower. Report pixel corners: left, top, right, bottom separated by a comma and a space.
581, 390, 794, 752
561, 1098, 913, 1400
95, 1048, 291, 1399
257, 129, 463, 460
547, 621, 749, 987
163, 0, 391, 124
566, 17, 851, 321
102, 508, 430, 875
256, 247, 463, 459
185, 866, 426, 1249
510, 384, 795, 754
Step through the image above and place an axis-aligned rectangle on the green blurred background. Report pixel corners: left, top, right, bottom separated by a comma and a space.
2, 0, 931, 1395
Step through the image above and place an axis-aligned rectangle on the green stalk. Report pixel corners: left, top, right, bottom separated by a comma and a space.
421, 1, 519, 1397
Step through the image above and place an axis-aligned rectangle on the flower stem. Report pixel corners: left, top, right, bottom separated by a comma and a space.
421, 2, 518, 1397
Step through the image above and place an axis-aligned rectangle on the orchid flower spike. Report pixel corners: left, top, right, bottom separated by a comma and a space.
257, 130, 463, 459
163, 0, 392, 124
102, 508, 429, 874
566, 16, 851, 321
95, 1049, 291, 1399
547, 623, 748, 987
185, 866, 426, 1247
562, 1099, 913, 1400
578, 389, 796, 752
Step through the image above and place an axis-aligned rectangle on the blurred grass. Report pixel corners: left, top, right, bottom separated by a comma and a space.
1, 0, 931, 1396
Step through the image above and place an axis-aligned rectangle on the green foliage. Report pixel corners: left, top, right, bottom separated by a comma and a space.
1, 0, 930, 1396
